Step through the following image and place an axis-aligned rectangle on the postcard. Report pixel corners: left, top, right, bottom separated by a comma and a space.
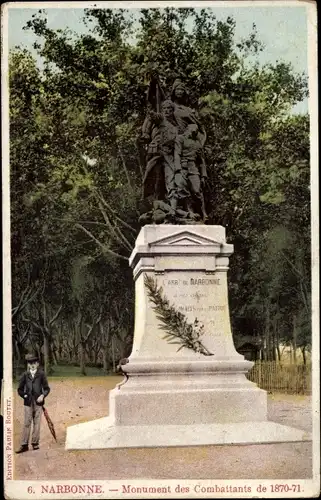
2, 1, 319, 498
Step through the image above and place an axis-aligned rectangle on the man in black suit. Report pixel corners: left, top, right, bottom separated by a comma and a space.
16, 353, 50, 453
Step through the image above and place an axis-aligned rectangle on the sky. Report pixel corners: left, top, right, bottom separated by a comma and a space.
6, 3, 309, 113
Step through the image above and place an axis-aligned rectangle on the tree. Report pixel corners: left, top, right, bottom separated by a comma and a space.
10, 8, 310, 370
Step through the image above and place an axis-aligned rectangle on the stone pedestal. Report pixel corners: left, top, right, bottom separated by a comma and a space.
66, 225, 310, 449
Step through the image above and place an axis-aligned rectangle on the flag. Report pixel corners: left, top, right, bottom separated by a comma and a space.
146, 73, 165, 113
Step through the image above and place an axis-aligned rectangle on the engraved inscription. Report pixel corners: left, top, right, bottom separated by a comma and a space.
162, 276, 221, 286
190, 278, 220, 285
178, 305, 226, 313
163, 279, 181, 286
209, 305, 226, 311
161, 274, 226, 319
191, 292, 207, 302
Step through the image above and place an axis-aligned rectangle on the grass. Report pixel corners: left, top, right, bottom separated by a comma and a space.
13, 375, 123, 391
48, 364, 107, 378
13, 363, 117, 381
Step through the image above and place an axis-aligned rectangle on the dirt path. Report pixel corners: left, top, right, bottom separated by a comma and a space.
13, 377, 312, 480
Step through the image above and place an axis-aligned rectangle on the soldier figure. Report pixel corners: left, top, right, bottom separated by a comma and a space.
141, 99, 178, 211
175, 124, 208, 220
171, 78, 206, 146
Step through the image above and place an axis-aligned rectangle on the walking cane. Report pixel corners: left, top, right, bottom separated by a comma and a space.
42, 406, 57, 442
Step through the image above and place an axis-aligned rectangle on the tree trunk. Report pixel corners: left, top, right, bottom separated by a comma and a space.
36, 345, 43, 366
111, 336, 116, 373
292, 314, 297, 365
15, 340, 24, 366
271, 334, 275, 361
301, 346, 307, 365
93, 348, 99, 366
102, 347, 110, 374
49, 339, 54, 365
275, 321, 281, 363
79, 342, 86, 375
43, 334, 52, 374
272, 317, 277, 362
264, 301, 271, 361
100, 323, 111, 373
52, 346, 58, 365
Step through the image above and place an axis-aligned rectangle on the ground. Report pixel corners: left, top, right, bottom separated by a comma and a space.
13, 377, 312, 480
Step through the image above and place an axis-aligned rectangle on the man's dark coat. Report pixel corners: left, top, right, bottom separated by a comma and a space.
17, 370, 50, 407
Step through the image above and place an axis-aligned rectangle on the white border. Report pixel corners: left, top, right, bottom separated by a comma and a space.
2, 1, 319, 498
2, 0, 14, 491
307, 0, 320, 486
3, 1, 316, 9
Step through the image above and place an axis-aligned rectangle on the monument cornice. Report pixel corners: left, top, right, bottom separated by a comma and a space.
129, 226, 234, 277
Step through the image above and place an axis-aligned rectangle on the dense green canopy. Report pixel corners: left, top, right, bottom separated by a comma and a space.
10, 8, 311, 374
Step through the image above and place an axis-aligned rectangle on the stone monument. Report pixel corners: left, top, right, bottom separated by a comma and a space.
66, 75, 310, 449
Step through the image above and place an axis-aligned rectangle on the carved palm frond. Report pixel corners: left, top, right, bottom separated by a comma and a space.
144, 274, 213, 356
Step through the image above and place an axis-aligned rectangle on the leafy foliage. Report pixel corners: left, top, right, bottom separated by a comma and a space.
9, 7, 311, 370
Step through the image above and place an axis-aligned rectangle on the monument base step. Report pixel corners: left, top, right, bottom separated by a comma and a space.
65, 416, 311, 449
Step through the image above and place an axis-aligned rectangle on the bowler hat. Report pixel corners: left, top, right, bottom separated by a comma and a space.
25, 353, 39, 363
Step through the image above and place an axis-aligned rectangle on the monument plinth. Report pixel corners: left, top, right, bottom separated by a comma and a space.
66, 225, 310, 449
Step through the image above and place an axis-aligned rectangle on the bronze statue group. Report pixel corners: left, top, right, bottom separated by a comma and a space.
138, 77, 208, 224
